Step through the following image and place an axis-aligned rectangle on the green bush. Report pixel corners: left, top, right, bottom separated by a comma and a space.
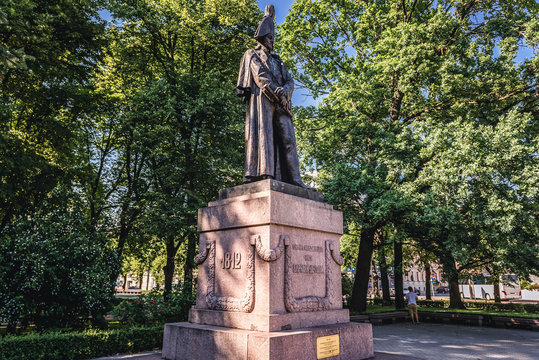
341, 274, 354, 299
0, 325, 163, 360
0, 194, 120, 331
415, 299, 539, 314
417, 299, 449, 308
369, 297, 392, 306
462, 301, 539, 314
112, 284, 195, 325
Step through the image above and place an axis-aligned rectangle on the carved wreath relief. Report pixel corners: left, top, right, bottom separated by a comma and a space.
195, 234, 344, 314
195, 239, 255, 312
284, 240, 343, 312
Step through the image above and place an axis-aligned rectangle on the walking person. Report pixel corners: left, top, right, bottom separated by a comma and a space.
406, 286, 419, 324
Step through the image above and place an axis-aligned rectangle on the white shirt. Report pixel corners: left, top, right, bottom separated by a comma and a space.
406, 291, 418, 305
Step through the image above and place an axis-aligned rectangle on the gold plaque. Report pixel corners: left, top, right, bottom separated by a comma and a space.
316, 334, 340, 359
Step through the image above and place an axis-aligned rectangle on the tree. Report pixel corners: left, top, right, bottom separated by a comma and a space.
103, 0, 261, 296
0, 0, 107, 230
411, 108, 539, 307
280, 0, 538, 310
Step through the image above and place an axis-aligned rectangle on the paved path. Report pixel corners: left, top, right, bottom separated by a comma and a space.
93, 350, 420, 360
372, 322, 539, 360
94, 323, 539, 360
93, 351, 162, 360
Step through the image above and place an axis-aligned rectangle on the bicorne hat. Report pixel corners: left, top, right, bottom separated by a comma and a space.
254, 4, 275, 40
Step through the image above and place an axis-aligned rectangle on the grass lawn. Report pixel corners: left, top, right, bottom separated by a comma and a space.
350, 305, 399, 315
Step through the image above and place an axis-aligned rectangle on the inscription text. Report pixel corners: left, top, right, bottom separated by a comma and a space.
222, 252, 241, 269
293, 264, 323, 274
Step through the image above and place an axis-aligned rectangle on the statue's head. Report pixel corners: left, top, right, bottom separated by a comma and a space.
254, 4, 275, 51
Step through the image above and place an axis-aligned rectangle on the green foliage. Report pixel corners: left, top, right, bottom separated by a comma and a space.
416, 299, 539, 314
0, 0, 106, 230
0, 325, 162, 360
280, 0, 539, 308
92, 0, 262, 292
112, 285, 195, 325
341, 273, 354, 298
366, 299, 539, 316
0, 190, 120, 331
339, 233, 360, 270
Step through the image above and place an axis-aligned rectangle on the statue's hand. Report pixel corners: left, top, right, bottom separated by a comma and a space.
275, 87, 285, 97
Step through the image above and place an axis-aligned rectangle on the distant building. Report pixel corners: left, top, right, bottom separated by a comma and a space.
403, 262, 446, 295
369, 261, 447, 297
115, 272, 161, 294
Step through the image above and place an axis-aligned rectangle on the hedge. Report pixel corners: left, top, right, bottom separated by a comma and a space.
417, 299, 539, 314
369, 297, 539, 314
0, 325, 163, 360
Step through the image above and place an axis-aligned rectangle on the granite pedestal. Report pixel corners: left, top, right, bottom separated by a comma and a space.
162, 180, 374, 359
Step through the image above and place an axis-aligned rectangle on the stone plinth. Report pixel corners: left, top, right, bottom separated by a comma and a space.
191, 180, 347, 332
163, 180, 373, 359
162, 322, 374, 360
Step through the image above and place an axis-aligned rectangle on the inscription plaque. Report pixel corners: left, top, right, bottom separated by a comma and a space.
316, 334, 340, 359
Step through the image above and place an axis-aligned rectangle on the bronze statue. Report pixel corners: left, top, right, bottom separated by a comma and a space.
237, 4, 312, 189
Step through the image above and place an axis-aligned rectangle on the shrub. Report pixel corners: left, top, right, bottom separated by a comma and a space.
462, 301, 539, 314
112, 284, 195, 325
0, 194, 120, 332
415, 299, 539, 314
0, 325, 162, 360
341, 274, 354, 299
417, 299, 449, 308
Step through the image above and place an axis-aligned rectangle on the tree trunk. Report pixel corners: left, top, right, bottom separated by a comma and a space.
146, 270, 150, 290
493, 281, 501, 302
6, 321, 16, 334
111, 221, 131, 284
444, 261, 465, 309
163, 239, 177, 299
394, 239, 404, 309
448, 276, 465, 308
425, 263, 432, 300
350, 227, 376, 313
182, 214, 197, 293
371, 259, 380, 298
378, 246, 392, 305
468, 279, 475, 299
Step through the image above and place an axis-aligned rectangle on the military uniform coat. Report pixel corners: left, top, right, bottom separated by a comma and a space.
237, 45, 295, 181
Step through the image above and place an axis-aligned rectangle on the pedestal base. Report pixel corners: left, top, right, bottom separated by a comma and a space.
162, 322, 374, 360
189, 308, 350, 332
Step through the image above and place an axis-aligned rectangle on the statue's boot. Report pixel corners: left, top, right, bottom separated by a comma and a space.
275, 113, 316, 190
285, 146, 315, 191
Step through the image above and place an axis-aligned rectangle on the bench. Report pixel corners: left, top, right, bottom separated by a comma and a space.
418, 311, 484, 326
368, 311, 409, 325
490, 316, 539, 330
350, 315, 370, 323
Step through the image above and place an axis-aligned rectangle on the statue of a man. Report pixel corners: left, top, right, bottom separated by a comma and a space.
237, 4, 311, 189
